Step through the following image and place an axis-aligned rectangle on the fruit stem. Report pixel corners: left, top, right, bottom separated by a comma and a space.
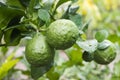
38, 28, 47, 32
29, 22, 38, 31
3, 25, 20, 32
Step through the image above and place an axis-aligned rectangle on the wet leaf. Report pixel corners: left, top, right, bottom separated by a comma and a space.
69, 14, 83, 29
76, 39, 98, 53
38, 9, 50, 22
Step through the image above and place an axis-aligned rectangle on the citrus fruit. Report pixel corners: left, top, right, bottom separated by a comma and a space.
25, 33, 55, 66
95, 30, 108, 42
46, 19, 79, 50
82, 51, 94, 62
94, 42, 116, 64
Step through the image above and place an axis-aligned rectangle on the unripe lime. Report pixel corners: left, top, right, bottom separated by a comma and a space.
82, 51, 94, 62
46, 19, 79, 50
25, 33, 55, 66
94, 42, 116, 65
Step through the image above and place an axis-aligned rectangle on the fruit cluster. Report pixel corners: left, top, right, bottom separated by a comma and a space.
25, 19, 80, 77
25, 19, 116, 79
82, 40, 116, 65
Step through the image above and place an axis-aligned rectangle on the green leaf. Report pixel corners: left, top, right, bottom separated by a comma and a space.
46, 67, 60, 80
69, 5, 79, 14
38, 9, 50, 22
71, 0, 78, 3
19, 0, 30, 7
56, 0, 70, 9
95, 30, 109, 42
21, 70, 30, 75
108, 34, 120, 44
6, 0, 25, 9
1, 47, 8, 55
61, 4, 71, 19
111, 77, 120, 80
31, 66, 46, 80
98, 40, 111, 50
0, 5, 25, 30
0, 5, 13, 29
31, 64, 53, 80
76, 39, 98, 53
46, 61, 73, 80
82, 19, 91, 32
0, 2, 6, 6
69, 14, 83, 29
27, 0, 39, 14
4, 28, 22, 46
6, 52, 16, 61
41, 0, 54, 10
0, 30, 3, 43
65, 44, 83, 65
7, 15, 22, 27
113, 61, 120, 77
0, 59, 19, 79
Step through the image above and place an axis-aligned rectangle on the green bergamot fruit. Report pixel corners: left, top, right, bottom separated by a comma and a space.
46, 19, 79, 50
25, 33, 55, 66
82, 51, 94, 62
94, 41, 116, 65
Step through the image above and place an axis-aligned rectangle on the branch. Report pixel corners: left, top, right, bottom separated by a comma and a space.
0, 44, 6, 47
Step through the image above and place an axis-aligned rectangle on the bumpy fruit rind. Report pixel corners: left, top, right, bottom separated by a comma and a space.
94, 43, 116, 65
25, 33, 55, 66
82, 51, 94, 62
46, 19, 79, 50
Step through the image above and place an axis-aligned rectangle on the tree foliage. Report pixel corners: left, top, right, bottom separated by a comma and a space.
0, 0, 120, 80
